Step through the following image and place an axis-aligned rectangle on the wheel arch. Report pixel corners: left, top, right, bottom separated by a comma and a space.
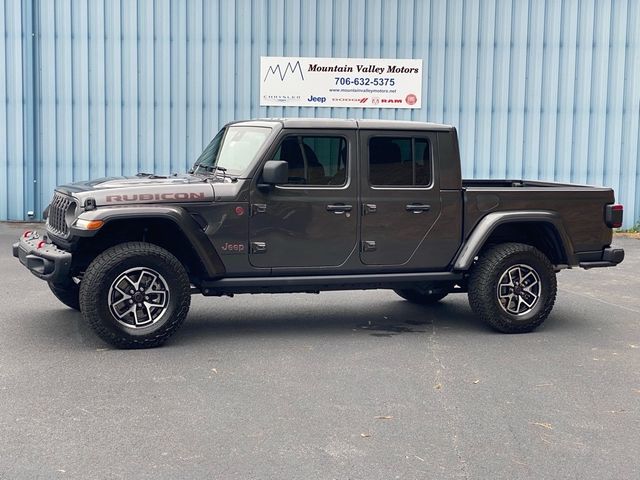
72, 206, 225, 280
454, 211, 577, 270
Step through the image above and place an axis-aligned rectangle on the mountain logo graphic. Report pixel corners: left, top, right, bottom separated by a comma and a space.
263, 61, 305, 82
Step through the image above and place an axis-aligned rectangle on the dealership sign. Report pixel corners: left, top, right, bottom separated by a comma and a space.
260, 56, 422, 109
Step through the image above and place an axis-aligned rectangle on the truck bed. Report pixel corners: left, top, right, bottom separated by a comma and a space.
462, 179, 615, 254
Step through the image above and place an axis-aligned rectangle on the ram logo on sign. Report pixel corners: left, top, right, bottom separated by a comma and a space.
260, 56, 422, 109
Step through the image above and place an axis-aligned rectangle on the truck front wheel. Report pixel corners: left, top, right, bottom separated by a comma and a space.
468, 242, 557, 333
79, 242, 191, 348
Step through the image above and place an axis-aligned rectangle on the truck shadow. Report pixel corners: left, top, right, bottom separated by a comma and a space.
175, 296, 488, 345
28, 295, 583, 349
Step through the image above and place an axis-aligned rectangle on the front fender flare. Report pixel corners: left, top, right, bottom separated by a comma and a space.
73, 205, 225, 277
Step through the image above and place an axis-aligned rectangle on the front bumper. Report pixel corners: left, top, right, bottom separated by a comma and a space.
12, 230, 72, 283
578, 246, 625, 269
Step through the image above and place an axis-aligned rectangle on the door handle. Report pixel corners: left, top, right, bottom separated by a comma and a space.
405, 203, 431, 213
326, 204, 353, 214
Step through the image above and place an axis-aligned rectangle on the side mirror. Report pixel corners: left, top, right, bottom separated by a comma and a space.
261, 160, 289, 185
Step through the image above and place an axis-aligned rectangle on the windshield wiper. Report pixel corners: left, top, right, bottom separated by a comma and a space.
136, 172, 167, 179
193, 164, 237, 182
212, 165, 238, 182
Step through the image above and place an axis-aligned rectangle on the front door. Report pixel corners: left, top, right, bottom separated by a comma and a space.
249, 130, 358, 269
359, 130, 442, 266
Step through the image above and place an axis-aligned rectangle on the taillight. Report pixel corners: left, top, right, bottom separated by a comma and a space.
605, 204, 623, 229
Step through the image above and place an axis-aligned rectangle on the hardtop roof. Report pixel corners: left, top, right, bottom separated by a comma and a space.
230, 118, 454, 132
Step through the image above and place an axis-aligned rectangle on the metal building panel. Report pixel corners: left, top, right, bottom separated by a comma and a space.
538, 0, 562, 182
521, 0, 546, 181
1, 0, 26, 220
104, 0, 123, 178
505, 0, 528, 179
458, 0, 480, 179
620, 0, 640, 227
0, 0, 10, 219
88, 0, 107, 180
571, 0, 596, 185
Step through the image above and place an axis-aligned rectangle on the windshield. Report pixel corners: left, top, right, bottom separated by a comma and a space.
193, 125, 272, 176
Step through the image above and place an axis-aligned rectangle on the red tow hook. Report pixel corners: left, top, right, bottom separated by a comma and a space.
23, 230, 32, 238
36, 240, 47, 249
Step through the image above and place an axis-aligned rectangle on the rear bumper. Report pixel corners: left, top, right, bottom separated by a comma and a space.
578, 247, 625, 269
12, 230, 73, 283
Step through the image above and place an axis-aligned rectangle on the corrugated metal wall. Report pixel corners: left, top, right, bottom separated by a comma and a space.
1, 0, 639, 227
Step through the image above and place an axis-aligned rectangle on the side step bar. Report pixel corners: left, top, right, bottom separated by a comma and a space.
200, 271, 464, 295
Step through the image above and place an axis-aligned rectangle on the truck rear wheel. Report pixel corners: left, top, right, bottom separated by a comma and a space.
468, 242, 557, 333
48, 281, 80, 311
79, 242, 191, 349
394, 288, 448, 305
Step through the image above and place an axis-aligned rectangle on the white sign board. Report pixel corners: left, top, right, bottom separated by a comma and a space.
260, 56, 422, 109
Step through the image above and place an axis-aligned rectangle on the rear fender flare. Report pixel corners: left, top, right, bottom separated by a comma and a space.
453, 211, 577, 270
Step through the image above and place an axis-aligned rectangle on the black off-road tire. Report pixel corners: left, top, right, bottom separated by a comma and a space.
394, 288, 448, 305
79, 242, 191, 349
468, 242, 557, 333
48, 281, 81, 311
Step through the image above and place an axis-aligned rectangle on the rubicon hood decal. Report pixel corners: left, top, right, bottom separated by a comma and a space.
105, 192, 207, 203
92, 184, 214, 206
56, 175, 215, 206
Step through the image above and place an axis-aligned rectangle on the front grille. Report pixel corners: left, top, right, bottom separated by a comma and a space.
47, 192, 73, 237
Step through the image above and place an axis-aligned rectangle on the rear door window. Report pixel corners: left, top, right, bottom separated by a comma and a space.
368, 137, 431, 187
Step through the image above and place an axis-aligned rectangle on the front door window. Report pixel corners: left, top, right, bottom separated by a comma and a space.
272, 136, 347, 186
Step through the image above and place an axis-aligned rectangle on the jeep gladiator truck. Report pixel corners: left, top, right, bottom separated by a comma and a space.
13, 119, 625, 348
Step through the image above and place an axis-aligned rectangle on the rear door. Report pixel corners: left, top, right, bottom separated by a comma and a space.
359, 130, 442, 266
249, 129, 358, 269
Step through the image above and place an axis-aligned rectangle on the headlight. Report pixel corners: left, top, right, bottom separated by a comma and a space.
73, 218, 104, 230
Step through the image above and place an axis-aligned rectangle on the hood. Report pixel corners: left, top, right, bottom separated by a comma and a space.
56, 174, 216, 206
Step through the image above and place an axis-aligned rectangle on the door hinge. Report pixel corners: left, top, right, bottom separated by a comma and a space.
363, 203, 377, 215
361, 240, 376, 252
252, 204, 267, 215
250, 241, 267, 254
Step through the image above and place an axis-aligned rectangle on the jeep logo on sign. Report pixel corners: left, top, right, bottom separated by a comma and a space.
307, 95, 327, 103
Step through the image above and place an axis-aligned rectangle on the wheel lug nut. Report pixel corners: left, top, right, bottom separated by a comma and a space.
137, 303, 142, 307
130, 290, 134, 294
145, 296, 149, 300
129, 299, 134, 304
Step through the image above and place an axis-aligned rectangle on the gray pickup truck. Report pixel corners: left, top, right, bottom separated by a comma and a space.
14, 118, 625, 348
